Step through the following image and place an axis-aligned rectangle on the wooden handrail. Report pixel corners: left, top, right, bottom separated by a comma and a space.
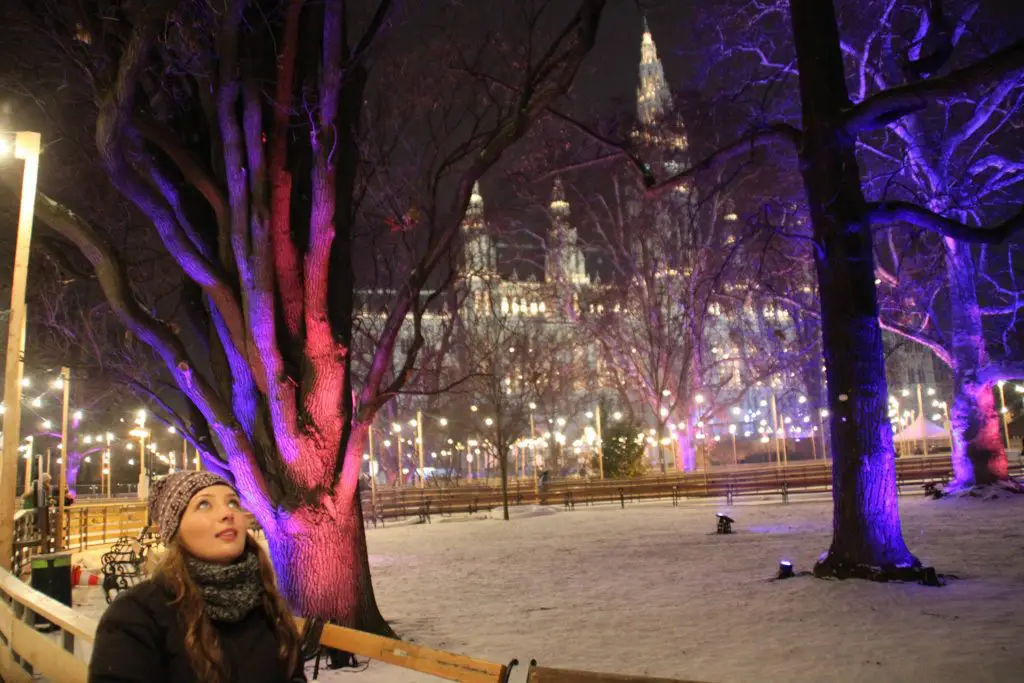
0, 567, 701, 683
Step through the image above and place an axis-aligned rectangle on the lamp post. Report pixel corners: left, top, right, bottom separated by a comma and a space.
0, 131, 42, 570
728, 424, 738, 465
997, 381, 1011, 451
129, 413, 150, 501
916, 384, 929, 457
56, 368, 70, 551
594, 404, 605, 480
415, 412, 425, 488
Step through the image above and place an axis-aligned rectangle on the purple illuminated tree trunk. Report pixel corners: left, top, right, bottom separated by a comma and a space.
945, 241, 1011, 490
788, 0, 919, 575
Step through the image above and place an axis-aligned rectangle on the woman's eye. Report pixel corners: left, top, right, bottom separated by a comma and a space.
196, 500, 210, 510
228, 500, 240, 509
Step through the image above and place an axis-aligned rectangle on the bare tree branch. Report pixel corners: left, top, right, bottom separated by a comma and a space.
866, 200, 1024, 244
842, 39, 1024, 135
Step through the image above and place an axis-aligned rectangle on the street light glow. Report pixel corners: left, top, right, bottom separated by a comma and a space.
439, 418, 448, 427
31, 397, 42, 408
485, 417, 494, 426
695, 394, 705, 404
73, 410, 83, 420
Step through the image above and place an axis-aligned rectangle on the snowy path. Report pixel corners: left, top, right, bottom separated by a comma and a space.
74, 496, 1024, 682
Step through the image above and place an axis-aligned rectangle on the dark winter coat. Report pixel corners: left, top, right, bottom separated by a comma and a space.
88, 580, 306, 683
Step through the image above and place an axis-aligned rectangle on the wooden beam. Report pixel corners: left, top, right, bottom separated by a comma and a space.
298, 619, 506, 683
529, 666, 707, 683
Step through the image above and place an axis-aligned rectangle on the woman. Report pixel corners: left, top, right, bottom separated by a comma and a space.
89, 471, 306, 683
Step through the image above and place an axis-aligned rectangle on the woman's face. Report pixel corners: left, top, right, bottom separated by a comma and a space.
176, 485, 247, 564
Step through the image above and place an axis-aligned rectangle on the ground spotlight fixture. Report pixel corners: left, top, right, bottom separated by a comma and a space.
778, 560, 795, 580
715, 513, 734, 535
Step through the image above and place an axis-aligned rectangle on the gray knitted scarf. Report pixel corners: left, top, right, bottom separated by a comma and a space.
186, 549, 263, 623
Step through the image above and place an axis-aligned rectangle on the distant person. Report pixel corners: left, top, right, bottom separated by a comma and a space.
89, 470, 306, 683
21, 473, 52, 510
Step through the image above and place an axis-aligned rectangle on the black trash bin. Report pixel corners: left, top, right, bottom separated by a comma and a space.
31, 551, 72, 629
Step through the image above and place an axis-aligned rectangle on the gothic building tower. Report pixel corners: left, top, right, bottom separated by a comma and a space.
636, 16, 672, 126
544, 178, 589, 286
461, 181, 496, 279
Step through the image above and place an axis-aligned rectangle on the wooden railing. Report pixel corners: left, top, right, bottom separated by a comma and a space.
362, 454, 967, 522
0, 566, 702, 682
15, 455, 1016, 571
10, 503, 147, 576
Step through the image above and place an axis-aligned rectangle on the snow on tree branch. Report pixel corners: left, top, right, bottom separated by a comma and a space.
866, 200, 1024, 244
842, 38, 1024, 135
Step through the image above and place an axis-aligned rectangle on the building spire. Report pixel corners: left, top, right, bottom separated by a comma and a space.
466, 180, 484, 224
550, 177, 569, 215
637, 16, 671, 126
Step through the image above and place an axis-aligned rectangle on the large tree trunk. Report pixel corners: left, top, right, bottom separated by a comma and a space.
264, 493, 392, 636
789, 0, 921, 578
944, 239, 1015, 492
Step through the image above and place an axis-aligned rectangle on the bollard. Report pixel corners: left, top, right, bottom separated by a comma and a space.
672, 485, 679, 507
619, 488, 625, 509
781, 481, 789, 504
726, 484, 734, 507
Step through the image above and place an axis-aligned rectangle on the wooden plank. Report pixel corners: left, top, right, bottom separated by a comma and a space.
303, 619, 505, 683
10, 617, 88, 682
529, 666, 707, 683
0, 570, 97, 642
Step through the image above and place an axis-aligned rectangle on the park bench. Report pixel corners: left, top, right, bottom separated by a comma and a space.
101, 525, 157, 603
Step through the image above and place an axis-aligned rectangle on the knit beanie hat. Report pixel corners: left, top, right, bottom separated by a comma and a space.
148, 471, 236, 545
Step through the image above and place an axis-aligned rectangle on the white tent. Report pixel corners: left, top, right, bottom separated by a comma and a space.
893, 414, 949, 443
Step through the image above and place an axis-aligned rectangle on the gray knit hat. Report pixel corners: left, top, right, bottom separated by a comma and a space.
148, 471, 236, 545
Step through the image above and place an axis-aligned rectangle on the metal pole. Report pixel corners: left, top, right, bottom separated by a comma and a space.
57, 367, 70, 551
998, 383, 1011, 450
916, 384, 928, 457
731, 432, 738, 465
530, 412, 538, 497
396, 434, 404, 487
595, 403, 605, 480
416, 410, 425, 488
770, 394, 780, 466
0, 131, 41, 570
137, 432, 147, 500
819, 411, 828, 460
368, 425, 377, 508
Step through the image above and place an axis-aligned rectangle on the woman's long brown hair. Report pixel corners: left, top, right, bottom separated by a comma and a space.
156, 535, 301, 683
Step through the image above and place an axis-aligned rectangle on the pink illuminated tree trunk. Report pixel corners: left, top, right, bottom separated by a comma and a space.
22, 0, 610, 630
266, 497, 387, 634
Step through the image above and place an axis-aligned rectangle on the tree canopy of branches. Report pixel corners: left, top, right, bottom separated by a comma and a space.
0, 0, 609, 629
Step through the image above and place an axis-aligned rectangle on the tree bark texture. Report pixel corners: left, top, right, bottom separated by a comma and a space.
789, 0, 920, 575
944, 239, 1015, 491
23, 0, 609, 626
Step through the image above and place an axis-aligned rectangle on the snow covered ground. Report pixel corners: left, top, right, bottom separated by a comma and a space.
73, 495, 1024, 682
